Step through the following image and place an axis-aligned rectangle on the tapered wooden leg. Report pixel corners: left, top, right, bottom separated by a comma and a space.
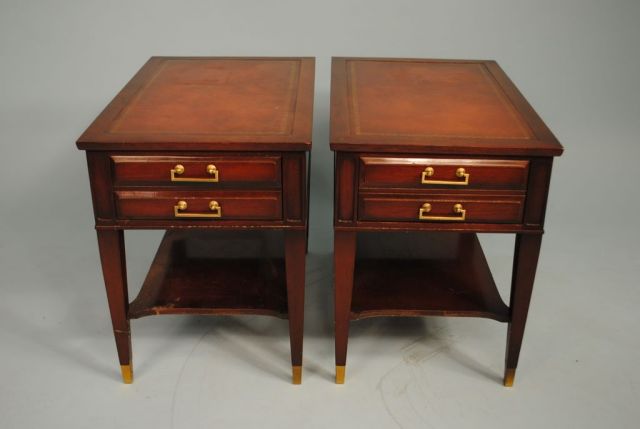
96, 230, 132, 384
334, 230, 356, 384
305, 223, 310, 255
504, 233, 543, 387
285, 230, 306, 384
305, 152, 311, 255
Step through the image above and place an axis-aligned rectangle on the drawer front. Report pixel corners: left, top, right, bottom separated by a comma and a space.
358, 193, 525, 224
115, 190, 282, 220
112, 155, 281, 187
360, 157, 529, 190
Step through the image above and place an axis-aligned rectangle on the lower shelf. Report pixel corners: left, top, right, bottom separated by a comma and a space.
129, 230, 288, 319
351, 232, 509, 322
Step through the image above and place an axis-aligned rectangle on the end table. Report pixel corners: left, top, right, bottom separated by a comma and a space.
330, 57, 563, 386
77, 57, 314, 384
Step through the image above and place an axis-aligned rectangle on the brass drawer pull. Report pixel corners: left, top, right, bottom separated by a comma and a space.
421, 167, 469, 186
174, 200, 222, 218
170, 164, 219, 182
418, 203, 466, 221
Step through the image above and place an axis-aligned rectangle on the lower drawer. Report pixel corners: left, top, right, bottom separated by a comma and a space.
358, 193, 525, 224
115, 190, 282, 220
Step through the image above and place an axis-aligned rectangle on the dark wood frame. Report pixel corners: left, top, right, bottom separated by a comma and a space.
87, 150, 310, 384
331, 57, 562, 387
79, 57, 314, 385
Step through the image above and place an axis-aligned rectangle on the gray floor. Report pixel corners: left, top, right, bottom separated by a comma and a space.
1, 1, 639, 428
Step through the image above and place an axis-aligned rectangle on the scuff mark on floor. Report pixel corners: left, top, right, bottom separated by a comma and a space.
170, 327, 211, 429
377, 336, 454, 429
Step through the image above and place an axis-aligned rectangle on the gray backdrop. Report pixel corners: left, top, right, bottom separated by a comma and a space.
1, 1, 639, 428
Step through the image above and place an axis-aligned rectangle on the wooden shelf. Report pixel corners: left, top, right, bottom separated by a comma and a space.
351, 232, 509, 322
129, 230, 288, 319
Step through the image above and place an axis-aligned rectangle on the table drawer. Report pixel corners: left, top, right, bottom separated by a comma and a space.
111, 155, 281, 187
358, 193, 525, 224
360, 157, 529, 190
115, 190, 282, 220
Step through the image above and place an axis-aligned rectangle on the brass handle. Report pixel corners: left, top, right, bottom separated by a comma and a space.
174, 200, 222, 218
170, 164, 219, 182
418, 203, 466, 221
421, 167, 469, 186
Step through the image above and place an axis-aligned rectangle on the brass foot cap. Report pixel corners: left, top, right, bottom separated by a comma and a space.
336, 365, 346, 384
503, 368, 515, 387
121, 364, 133, 384
292, 366, 302, 385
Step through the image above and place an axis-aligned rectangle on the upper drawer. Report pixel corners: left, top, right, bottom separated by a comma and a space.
359, 157, 529, 190
111, 155, 281, 187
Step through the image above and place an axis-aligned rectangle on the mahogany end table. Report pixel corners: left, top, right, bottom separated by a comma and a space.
330, 57, 563, 386
77, 57, 314, 384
